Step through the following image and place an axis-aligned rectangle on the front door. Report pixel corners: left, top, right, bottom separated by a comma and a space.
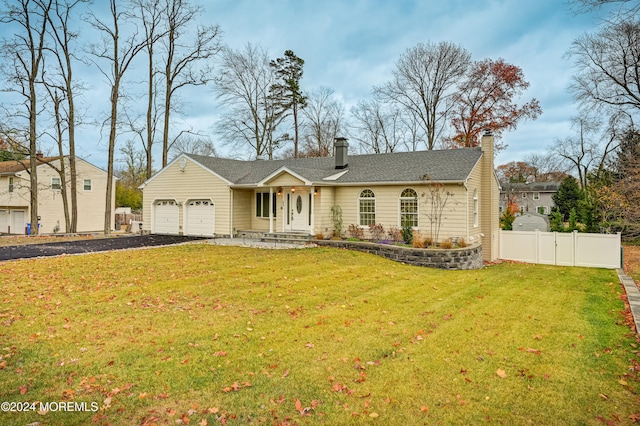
287, 189, 309, 232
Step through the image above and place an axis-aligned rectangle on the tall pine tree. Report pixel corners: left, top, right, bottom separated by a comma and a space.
270, 50, 306, 157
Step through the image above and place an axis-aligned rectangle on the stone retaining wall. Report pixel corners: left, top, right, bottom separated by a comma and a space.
314, 240, 483, 270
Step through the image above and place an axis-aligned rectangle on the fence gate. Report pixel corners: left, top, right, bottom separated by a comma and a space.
499, 230, 621, 269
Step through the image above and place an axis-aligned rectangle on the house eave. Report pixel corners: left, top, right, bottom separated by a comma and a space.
229, 179, 467, 189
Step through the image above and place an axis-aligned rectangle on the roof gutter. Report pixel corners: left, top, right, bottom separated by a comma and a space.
229, 180, 467, 189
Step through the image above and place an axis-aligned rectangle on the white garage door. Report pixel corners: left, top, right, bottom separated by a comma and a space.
154, 200, 180, 235
185, 200, 215, 237
0, 210, 8, 234
11, 210, 25, 235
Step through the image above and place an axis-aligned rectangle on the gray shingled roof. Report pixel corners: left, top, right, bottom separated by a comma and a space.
185, 148, 483, 186
501, 182, 560, 192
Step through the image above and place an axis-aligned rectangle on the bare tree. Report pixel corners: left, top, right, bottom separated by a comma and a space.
551, 115, 620, 188
523, 151, 571, 182
43, 0, 87, 233
168, 133, 218, 160
569, 0, 640, 15
569, 18, 640, 120
374, 41, 471, 150
131, 0, 163, 180
41, 84, 72, 232
299, 86, 344, 157
159, 0, 221, 167
350, 98, 404, 153
0, 0, 52, 235
215, 43, 281, 159
87, 0, 151, 234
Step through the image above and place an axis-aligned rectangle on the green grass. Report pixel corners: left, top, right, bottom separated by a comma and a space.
0, 244, 639, 425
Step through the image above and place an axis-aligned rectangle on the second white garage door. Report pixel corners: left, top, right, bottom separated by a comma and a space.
185, 200, 215, 237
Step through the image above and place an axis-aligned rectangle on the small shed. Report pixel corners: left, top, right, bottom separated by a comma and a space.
513, 212, 549, 232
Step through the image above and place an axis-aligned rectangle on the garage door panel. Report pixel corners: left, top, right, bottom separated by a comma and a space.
186, 200, 214, 237
154, 200, 180, 235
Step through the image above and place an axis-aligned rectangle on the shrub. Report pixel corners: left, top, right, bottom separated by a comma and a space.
368, 223, 385, 241
457, 237, 468, 248
439, 239, 454, 249
315, 233, 325, 240
330, 205, 343, 238
412, 231, 426, 248
423, 235, 434, 247
388, 226, 404, 242
500, 209, 515, 230
347, 224, 365, 240
402, 224, 413, 245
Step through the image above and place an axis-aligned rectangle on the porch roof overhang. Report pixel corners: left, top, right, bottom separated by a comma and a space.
256, 166, 313, 187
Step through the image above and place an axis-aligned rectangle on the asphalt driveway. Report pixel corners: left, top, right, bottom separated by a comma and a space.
0, 234, 205, 261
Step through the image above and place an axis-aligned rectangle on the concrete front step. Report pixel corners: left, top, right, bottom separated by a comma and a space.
260, 232, 313, 244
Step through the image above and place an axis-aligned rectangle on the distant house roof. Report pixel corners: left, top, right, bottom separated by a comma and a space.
0, 157, 59, 175
501, 182, 560, 192
183, 148, 483, 186
0, 156, 109, 176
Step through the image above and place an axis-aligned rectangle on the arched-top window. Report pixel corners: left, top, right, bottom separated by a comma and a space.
359, 189, 376, 225
400, 188, 418, 228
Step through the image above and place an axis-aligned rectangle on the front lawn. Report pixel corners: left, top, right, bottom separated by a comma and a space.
1, 245, 638, 425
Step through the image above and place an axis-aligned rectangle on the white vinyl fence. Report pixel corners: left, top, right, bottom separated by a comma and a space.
499, 230, 621, 269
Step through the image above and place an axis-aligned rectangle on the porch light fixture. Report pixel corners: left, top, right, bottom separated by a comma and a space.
314, 188, 318, 195
277, 187, 282, 196
291, 187, 296, 193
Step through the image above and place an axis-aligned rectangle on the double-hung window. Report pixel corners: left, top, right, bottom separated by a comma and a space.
51, 177, 61, 190
399, 188, 418, 228
358, 189, 376, 226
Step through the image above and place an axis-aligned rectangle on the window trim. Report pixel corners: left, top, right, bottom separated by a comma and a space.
83, 179, 92, 191
51, 177, 61, 190
533, 192, 540, 201
473, 189, 479, 228
358, 189, 376, 226
8, 177, 14, 193
399, 188, 418, 228
255, 191, 276, 218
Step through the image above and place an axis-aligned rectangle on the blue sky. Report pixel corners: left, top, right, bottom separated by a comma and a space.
1, 0, 612, 169
190, 0, 609, 166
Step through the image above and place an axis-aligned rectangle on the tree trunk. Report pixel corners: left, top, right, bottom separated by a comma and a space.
104, 82, 119, 235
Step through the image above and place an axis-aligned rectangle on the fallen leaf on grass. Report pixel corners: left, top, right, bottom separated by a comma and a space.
518, 347, 542, 355
496, 369, 507, 379
222, 381, 251, 393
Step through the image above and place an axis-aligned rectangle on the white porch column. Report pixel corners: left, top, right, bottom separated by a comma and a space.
310, 185, 315, 234
269, 187, 274, 233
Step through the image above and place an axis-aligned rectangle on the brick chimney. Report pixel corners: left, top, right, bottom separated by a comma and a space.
36, 151, 43, 159
334, 137, 348, 169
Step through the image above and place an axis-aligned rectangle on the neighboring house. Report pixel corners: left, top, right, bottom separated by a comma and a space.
500, 181, 560, 215
140, 133, 500, 261
0, 154, 115, 234
513, 212, 550, 232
